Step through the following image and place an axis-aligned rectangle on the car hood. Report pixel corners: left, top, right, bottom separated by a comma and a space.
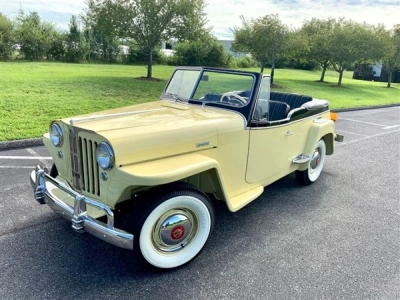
61, 100, 245, 165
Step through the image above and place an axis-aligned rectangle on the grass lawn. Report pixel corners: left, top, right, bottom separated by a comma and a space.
267, 68, 400, 109
0, 62, 399, 141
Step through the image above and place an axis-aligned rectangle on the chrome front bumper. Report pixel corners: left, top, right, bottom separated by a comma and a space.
30, 165, 134, 250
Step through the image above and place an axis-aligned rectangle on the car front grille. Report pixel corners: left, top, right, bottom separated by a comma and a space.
69, 127, 100, 196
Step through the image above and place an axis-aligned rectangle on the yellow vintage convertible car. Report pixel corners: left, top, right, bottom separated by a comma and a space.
30, 67, 343, 269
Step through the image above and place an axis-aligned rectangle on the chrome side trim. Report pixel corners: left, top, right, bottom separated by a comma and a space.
287, 107, 306, 119
69, 108, 166, 125
251, 107, 307, 126
250, 99, 330, 128
248, 111, 327, 130
30, 165, 134, 250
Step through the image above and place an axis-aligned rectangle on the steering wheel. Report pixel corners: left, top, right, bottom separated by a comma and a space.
220, 92, 247, 105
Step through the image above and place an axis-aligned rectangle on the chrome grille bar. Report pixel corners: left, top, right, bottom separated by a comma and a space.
69, 127, 100, 196
79, 137, 100, 196
69, 128, 81, 191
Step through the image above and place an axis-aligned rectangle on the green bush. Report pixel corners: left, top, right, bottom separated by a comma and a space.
173, 35, 231, 68
282, 58, 319, 70
127, 46, 164, 65
235, 56, 257, 68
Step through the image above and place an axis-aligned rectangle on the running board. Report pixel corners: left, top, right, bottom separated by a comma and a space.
292, 154, 311, 164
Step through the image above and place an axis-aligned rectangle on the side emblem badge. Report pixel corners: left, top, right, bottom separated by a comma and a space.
196, 141, 210, 148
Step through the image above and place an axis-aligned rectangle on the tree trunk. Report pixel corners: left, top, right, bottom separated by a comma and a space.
270, 63, 275, 85
337, 69, 344, 87
260, 62, 265, 74
147, 48, 153, 79
387, 71, 392, 88
319, 61, 328, 82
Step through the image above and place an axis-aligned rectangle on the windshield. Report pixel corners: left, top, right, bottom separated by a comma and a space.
164, 69, 255, 108
165, 69, 200, 99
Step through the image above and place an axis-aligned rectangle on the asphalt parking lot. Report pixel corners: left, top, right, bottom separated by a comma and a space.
0, 106, 399, 299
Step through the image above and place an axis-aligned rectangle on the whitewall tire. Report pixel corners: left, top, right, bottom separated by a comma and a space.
296, 139, 326, 185
133, 184, 214, 269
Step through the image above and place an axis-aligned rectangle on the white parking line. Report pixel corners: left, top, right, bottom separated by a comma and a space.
0, 156, 52, 160
336, 129, 400, 147
0, 153, 52, 169
339, 118, 391, 127
336, 130, 368, 137
0, 166, 35, 169
26, 148, 52, 166
383, 125, 400, 130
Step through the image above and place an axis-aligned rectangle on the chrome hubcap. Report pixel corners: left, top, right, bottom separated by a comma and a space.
310, 148, 321, 173
160, 214, 191, 245
152, 209, 197, 253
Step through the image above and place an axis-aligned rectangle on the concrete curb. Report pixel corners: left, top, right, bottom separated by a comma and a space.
0, 103, 399, 152
331, 103, 400, 112
0, 138, 43, 151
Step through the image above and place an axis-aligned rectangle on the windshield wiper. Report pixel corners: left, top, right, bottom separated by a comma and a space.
166, 93, 186, 103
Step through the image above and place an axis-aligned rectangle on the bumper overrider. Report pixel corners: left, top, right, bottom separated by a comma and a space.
30, 165, 134, 250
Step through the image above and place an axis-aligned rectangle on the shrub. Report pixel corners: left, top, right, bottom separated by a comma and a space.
235, 56, 257, 68
173, 35, 231, 68
127, 45, 164, 65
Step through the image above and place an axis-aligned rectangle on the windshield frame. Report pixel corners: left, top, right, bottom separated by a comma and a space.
160, 66, 264, 126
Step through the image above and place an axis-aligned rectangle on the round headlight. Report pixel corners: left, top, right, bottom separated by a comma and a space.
96, 142, 115, 170
50, 123, 63, 147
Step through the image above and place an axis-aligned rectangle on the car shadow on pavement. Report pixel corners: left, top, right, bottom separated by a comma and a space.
0, 173, 325, 298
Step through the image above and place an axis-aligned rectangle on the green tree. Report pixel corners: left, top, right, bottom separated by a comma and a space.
84, 0, 207, 78
48, 31, 67, 61
82, 0, 121, 63
83, 28, 120, 63
15, 10, 58, 60
232, 14, 290, 85
330, 19, 386, 86
41, 22, 61, 60
282, 28, 311, 70
66, 15, 88, 63
0, 13, 14, 60
16, 11, 44, 60
300, 18, 336, 82
382, 25, 400, 88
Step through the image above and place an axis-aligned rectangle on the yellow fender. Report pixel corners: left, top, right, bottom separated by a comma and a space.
117, 152, 229, 197
298, 119, 335, 171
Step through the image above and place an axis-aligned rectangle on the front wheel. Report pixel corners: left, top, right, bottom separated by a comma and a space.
296, 139, 326, 185
133, 184, 214, 269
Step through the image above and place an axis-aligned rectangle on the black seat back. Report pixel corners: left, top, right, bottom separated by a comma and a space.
270, 92, 312, 109
269, 100, 290, 121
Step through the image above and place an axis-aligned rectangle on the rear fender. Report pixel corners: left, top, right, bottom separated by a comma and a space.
297, 119, 335, 171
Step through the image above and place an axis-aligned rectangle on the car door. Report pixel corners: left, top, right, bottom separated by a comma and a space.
246, 122, 308, 184
246, 76, 306, 184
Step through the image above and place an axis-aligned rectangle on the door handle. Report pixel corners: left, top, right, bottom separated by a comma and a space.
286, 131, 293, 136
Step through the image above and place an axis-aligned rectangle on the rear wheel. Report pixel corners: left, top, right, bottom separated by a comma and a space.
132, 183, 214, 269
296, 139, 326, 185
